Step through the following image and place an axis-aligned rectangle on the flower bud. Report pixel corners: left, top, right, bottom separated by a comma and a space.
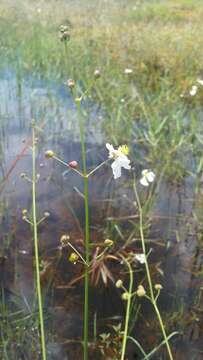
104, 239, 114, 247
44, 212, 50, 218
45, 150, 54, 158
67, 79, 75, 89
124, 68, 133, 75
155, 284, 163, 291
115, 279, 123, 288
59, 25, 70, 42
22, 209, 28, 216
68, 160, 78, 168
60, 25, 68, 32
136, 285, 146, 297
94, 69, 101, 79
75, 97, 81, 104
69, 252, 79, 264
60, 234, 70, 247
121, 292, 130, 301
20, 172, 26, 179
61, 31, 70, 41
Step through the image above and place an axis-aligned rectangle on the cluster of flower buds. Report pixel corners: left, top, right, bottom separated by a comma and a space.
115, 278, 147, 300
69, 252, 79, 264
22, 208, 28, 221
59, 25, 70, 42
115, 279, 130, 301
21, 208, 33, 225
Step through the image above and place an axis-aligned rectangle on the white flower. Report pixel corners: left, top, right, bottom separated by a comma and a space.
190, 85, 197, 96
124, 68, 133, 75
135, 254, 146, 264
140, 169, 155, 187
197, 78, 203, 86
106, 143, 131, 179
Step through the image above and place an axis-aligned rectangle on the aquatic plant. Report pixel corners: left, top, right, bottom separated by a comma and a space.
21, 122, 47, 360
133, 176, 174, 359
45, 120, 176, 360
1, 0, 203, 358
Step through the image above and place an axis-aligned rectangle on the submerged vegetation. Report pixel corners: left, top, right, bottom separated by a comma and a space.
0, 0, 203, 359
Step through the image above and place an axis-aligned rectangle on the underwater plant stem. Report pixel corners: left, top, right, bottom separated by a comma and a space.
32, 124, 47, 360
133, 178, 173, 360
76, 100, 90, 360
120, 255, 133, 360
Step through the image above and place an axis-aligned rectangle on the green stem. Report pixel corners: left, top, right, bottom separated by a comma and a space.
76, 100, 90, 360
133, 178, 173, 360
87, 159, 109, 177
120, 255, 134, 360
53, 155, 84, 177
84, 175, 89, 360
32, 124, 46, 360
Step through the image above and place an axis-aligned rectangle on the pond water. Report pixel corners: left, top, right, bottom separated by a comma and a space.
0, 70, 203, 359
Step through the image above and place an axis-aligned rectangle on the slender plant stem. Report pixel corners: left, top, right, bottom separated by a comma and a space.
120, 255, 134, 360
53, 155, 84, 177
76, 100, 90, 360
133, 178, 173, 360
32, 124, 46, 360
87, 159, 109, 177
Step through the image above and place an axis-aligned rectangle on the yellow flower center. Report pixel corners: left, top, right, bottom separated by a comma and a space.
118, 145, 129, 155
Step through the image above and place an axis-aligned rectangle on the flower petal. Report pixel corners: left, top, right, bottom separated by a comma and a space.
111, 160, 122, 179
197, 79, 203, 86
146, 171, 155, 182
190, 85, 197, 96
135, 254, 146, 264
106, 143, 114, 152
140, 176, 149, 186
106, 143, 114, 157
142, 169, 148, 176
117, 155, 131, 170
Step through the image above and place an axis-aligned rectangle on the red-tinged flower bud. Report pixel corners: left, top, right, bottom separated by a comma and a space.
68, 160, 78, 168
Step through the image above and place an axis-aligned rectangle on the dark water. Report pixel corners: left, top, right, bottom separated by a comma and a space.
0, 70, 203, 360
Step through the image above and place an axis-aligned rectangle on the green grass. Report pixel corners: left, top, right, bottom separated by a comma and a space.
0, 0, 202, 180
